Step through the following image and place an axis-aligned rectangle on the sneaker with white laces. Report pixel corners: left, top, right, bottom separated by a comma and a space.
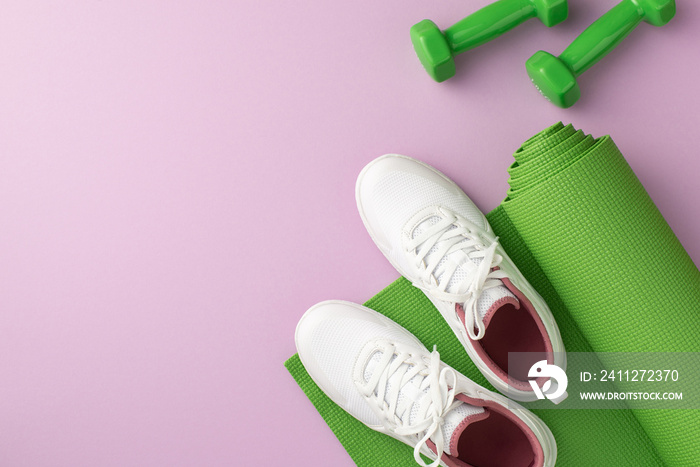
355, 154, 566, 402
295, 300, 556, 467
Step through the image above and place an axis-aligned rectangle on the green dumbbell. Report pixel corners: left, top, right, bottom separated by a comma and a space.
411, 0, 568, 82
526, 0, 676, 108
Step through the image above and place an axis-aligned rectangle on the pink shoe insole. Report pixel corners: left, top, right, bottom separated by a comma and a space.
478, 303, 547, 382
457, 410, 536, 467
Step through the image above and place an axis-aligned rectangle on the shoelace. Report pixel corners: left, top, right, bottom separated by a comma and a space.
406, 209, 508, 340
365, 346, 459, 467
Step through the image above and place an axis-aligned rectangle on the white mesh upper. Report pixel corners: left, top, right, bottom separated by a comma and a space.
368, 168, 485, 249
412, 216, 517, 322
363, 350, 384, 383
362, 349, 484, 456
441, 403, 485, 456
478, 287, 516, 320
308, 314, 420, 426
358, 156, 518, 324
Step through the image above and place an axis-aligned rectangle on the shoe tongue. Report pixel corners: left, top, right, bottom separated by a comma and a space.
439, 404, 490, 457
362, 350, 487, 457
412, 216, 519, 328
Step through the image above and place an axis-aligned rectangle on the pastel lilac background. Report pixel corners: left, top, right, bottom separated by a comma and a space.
1, 1, 698, 465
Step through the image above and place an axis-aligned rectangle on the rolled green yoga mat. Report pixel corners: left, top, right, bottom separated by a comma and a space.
285, 123, 700, 466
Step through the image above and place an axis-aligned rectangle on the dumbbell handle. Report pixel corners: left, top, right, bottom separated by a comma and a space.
559, 1, 642, 76
446, 0, 536, 54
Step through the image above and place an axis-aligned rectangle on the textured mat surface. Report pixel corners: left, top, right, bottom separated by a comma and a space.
285, 123, 700, 466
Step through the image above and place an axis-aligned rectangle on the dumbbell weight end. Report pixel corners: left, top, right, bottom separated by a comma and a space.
526, 51, 580, 108
411, 0, 568, 82
526, 0, 675, 108
410, 20, 456, 83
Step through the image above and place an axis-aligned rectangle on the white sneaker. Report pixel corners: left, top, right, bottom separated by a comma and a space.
296, 300, 556, 467
355, 154, 566, 402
